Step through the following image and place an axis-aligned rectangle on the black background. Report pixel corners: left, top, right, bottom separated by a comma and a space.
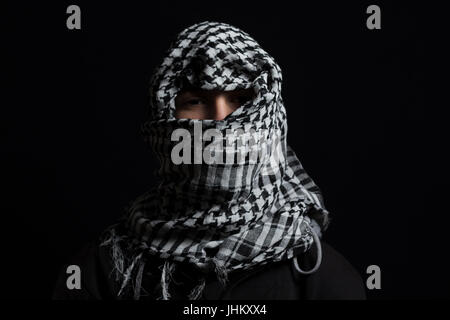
3, 1, 438, 299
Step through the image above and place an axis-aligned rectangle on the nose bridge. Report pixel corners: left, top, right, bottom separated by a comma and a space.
212, 94, 230, 120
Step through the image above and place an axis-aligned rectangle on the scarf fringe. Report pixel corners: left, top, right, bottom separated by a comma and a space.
133, 257, 146, 300
100, 228, 127, 282
100, 227, 147, 299
187, 278, 206, 300
160, 260, 176, 300
160, 259, 227, 300
211, 257, 229, 287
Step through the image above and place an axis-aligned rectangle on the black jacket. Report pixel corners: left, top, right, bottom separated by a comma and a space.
52, 239, 366, 300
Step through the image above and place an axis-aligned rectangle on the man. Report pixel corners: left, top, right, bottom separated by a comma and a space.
53, 21, 366, 300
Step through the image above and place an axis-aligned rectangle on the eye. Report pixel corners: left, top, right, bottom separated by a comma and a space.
185, 98, 204, 105
231, 95, 252, 104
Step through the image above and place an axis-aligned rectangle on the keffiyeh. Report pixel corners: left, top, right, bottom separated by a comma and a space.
102, 21, 330, 300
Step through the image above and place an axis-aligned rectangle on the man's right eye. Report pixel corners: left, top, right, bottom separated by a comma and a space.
186, 99, 204, 105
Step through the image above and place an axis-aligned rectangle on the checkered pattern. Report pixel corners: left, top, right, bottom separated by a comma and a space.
107, 21, 330, 298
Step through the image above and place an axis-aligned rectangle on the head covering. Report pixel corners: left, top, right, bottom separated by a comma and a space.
101, 21, 330, 300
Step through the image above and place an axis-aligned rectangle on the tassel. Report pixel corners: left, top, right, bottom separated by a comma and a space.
188, 278, 206, 300
160, 260, 175, 300
133, 259, 146, 300
211, 257, 229, 287
118, 252, 143, 297
100, 228, 127, 282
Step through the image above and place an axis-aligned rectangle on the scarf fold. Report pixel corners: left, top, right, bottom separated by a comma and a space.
101, 21, 330, 300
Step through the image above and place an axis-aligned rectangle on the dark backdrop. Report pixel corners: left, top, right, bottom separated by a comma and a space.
3, 1, 437, 299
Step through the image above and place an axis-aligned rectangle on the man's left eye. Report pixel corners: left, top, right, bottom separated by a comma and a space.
232, 96, 252, 104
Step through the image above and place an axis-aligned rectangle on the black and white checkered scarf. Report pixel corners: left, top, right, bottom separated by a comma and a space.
101, 21, 330, 300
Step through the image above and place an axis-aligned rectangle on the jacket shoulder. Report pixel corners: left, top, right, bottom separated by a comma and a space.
295, 241, 367, 300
